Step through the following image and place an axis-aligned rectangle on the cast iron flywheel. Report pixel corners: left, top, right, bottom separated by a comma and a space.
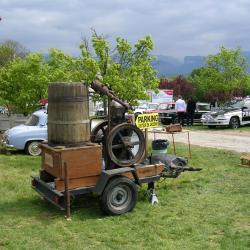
107, 123, 145, 167
90, 121, 108, 144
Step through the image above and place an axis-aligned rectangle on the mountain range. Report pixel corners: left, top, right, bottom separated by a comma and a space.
153, 51, 250, 76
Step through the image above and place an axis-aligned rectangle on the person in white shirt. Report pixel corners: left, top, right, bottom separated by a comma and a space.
175, 95, 186, 126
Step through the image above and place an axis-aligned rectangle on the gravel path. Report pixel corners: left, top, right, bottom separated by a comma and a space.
149, 129, 250, 153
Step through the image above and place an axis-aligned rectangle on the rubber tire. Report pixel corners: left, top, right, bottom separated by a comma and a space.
229, 117, 240, 129
25, 141, 42, 156
100, 177, 138, 216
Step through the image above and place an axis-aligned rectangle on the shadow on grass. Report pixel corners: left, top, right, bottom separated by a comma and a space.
0, 193, 104, 222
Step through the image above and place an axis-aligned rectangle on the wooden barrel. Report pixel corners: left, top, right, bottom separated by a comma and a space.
48, 82, 90, 146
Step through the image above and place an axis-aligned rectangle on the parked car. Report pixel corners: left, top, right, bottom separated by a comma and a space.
159, 102, 210, 125
1, 109, 103, 156
201, 99, 250, 129
1, 110, 47, 156
0, 106, 8, 115
133, 102, 159, 116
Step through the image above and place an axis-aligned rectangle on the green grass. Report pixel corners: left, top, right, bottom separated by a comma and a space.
180, 123, 250, 132
0, 145, 250, 250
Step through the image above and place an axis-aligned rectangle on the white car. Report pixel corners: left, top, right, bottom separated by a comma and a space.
201, 100, 250, 129
133, 102, 159, 116
1, 110, 47, 156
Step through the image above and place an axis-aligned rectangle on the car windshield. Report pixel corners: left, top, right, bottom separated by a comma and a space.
197, 104, 210, 111
25, 115, 39, 126
228, 101, 244, 109
148, 104, 158, 109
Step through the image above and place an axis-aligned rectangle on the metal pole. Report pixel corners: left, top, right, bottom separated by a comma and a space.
64, 161, 71, 220
145, 128, 148, 157
108, 96, 111, 134
171, 133, 176, 155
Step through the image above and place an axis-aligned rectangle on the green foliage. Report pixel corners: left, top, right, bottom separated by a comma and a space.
0, 49, 84, 114
0, 40, 28, 67
0, 34, 158, 114
190, 47, 250, 101
80, 33, 159, 105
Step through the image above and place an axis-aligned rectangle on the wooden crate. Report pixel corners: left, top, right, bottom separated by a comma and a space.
40, 142, 102, 180
240, 155, 250, 167
55, 163, 165, 192
166, 124, 182, 133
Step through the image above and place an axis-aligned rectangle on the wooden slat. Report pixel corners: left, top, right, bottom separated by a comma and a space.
55, 164, 165, 192
41, 143, 102, 179
48, 82, 90, 145
55, 176, 99, 192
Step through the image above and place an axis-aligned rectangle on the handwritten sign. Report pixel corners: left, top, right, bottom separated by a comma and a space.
136, 113, 159, 129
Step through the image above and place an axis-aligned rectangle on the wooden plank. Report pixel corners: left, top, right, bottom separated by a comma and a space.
41, 143, 102, 179
55, 175, 99, 192
54, 164, 165, 192
123, 164, 165, 179
41, 146, 62, 178
48, 83, 90, 145
240, 155, 250, 161
61, 146, 102, 178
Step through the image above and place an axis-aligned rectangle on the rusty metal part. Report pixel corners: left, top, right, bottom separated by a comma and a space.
90, 121, 108, 143
64, 161, 71, 220
91, 80, 130, 110
107, 123, 145, 167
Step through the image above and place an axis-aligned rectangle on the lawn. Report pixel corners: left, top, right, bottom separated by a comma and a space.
182, 123, 250, 132
0, 145, 249, 250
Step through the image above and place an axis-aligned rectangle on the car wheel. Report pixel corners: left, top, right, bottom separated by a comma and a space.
229, 117, 240, 129
25, 141, 42, 156
100, 177, 138, 215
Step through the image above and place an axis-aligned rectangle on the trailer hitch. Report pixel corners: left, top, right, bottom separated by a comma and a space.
161, 163, 202, 178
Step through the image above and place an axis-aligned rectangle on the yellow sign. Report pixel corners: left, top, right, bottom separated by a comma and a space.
136, 113, 159, 129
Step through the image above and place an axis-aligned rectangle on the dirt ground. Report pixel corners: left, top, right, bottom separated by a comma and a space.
149, 129, 250, 153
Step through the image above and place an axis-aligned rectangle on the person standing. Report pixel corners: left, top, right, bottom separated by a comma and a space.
186, 97, 196, 126
175, 95, 186, 126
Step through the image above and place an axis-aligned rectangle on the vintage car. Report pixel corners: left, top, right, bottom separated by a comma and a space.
159, 102, 210, 125
133, 102, 159, 116
1, 110, 47, 156
201, 99, 250, 129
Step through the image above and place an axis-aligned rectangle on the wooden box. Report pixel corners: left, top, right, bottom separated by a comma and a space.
166, 124, 182, 133
54, 163, 165, 192
40, 143, 102, 179
240, 155, 250, 167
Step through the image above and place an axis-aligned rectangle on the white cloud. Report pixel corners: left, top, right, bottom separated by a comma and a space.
0, 0, 250, 58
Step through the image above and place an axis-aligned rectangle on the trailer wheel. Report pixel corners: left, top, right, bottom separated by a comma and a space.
100, 177, 138, 215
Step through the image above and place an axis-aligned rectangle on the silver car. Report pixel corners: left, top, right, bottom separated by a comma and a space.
1, 110, 47, 156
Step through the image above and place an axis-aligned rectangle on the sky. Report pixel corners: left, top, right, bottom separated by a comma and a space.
0, 0, 250, 60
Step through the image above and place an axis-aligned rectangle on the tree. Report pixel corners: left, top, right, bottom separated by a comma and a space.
80, 32, 159, 105
159, 76, 195, 100
0, 49, 84, 114
0, 33, 159, 114
0, 40, 29, 67
189, 47, 250, 102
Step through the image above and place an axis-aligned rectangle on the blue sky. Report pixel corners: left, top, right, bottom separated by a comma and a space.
0, 0, 250, 59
